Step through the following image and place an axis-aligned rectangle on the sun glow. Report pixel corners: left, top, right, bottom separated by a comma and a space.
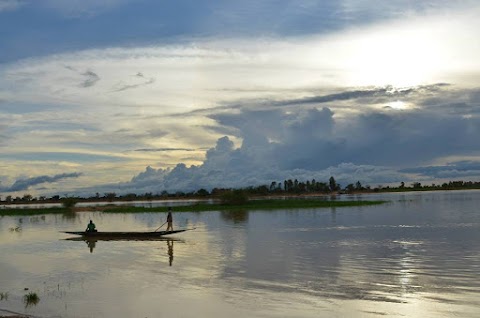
387, 100, 409, 110
342, 19, 450, 87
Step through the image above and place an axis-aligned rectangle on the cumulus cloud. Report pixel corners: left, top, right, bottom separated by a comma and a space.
2, 4, 480, 196
89, 89, 480, 195
0, 172, 82, 192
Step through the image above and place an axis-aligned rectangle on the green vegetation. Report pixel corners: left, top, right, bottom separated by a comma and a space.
0, 198, 386, 215
0, 207, 70, 216
2, 176, 480, 216
102, 199, 386, 213
0, 292, 8, 300
62, 197, 78, 209
23, 292, 40, 307
3, 177, 480, 207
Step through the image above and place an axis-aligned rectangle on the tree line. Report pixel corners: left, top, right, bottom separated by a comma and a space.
1, 178, 480, 204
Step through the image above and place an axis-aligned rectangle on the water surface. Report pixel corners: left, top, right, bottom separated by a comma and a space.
1, 190, 479, 317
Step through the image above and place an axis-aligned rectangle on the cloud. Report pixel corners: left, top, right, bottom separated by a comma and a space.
0, 172, 82, 192
0, 0, 23, 12
40, 0, 132, 18
80, 71, 100, 88
2, 5, 480, 196
85, 88, 480, 195
400, 161, 480, 179
111, 73, 155, 92
134, 148, 200, 152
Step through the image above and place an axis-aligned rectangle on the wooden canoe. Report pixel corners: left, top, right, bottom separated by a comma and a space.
62, 229, 191, 238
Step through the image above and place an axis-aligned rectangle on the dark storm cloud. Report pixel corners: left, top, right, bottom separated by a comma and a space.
79, 84, 480, 195
419, 87, 480, 115
0, 172, 82, 192
1, 1, 468, 63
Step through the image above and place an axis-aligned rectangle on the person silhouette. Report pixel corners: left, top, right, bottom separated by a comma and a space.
86, 220, 97, 232
166, 208, 173, 231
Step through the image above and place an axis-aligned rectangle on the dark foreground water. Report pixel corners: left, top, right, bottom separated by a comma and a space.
1, 190, 479, 317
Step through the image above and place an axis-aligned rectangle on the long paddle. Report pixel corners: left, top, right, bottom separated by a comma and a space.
154, 221, 168, 232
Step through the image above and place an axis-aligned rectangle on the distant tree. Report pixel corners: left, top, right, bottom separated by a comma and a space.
196, 188, 209, 196
254, 185, 269, 195
400, 182, 405, 188
124, 193, 137, 201
345, 184, 355, 193
160, 190, 169, 197
329, 176, 338, 192
22, 194, 33, 202
104, 192, 116, 202
270, 181, 277, 191
355, 181, 362, 191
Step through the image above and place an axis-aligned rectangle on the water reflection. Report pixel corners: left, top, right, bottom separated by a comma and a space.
86, 239, 97, 253
65, 237, 180, 266
167, 239, 174, 266
220, 210, 249, 224
1, 191, 480, 318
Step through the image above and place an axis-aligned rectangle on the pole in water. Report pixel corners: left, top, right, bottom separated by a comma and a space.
154, 221, 168, 232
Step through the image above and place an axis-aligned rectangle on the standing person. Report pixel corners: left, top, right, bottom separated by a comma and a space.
86, 220, 97, 232
166, 207, 173, 231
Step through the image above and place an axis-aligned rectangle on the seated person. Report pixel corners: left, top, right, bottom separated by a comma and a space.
86, 220, 97, 232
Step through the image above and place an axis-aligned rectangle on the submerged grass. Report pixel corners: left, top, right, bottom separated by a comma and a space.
0, 207, 71, 215
102, 199, 387, 213
0, 199, 387, 215
23, 292, 40, 308
0, 207, 70, 216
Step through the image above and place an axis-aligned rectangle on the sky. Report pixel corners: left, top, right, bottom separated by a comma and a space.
1, 0, 480, 197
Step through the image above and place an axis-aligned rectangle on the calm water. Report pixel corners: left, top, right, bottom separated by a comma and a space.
0, 190, 479, 317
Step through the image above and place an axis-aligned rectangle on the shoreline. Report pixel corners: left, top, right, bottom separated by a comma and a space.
2, 187, 480, 208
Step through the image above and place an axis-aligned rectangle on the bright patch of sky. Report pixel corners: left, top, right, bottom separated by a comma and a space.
1, 0, 480, 196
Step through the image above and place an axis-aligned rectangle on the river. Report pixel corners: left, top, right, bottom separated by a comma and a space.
0, 190, 479, 317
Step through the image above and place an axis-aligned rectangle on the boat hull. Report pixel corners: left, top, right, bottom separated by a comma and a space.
63, 229, 188, 238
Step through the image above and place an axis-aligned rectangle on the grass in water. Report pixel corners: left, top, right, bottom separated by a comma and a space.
0, 207, 71, 216
0, 199, 387, 215
23, 292, 40, 308
0, 292, 8, 300
102, 199, 387, 213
